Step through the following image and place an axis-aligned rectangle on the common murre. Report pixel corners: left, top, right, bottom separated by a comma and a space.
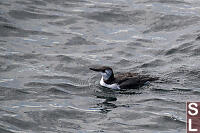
90, 66, 158, 90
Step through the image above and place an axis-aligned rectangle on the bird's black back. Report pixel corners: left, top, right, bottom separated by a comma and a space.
113, 72, 158, 89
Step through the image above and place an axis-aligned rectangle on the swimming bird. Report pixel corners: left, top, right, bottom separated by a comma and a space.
90, 66, 158, 90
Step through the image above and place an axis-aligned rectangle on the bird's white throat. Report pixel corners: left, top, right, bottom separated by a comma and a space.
100, 77, 120, 90
100, 72, 110, 80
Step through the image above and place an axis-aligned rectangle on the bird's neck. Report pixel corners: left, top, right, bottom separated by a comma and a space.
102, 74, 114, 84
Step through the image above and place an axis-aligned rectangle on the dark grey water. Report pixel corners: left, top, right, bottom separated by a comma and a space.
1, 0, 200, 132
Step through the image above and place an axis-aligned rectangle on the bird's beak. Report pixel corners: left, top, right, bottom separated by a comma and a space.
89, 67, 103, 72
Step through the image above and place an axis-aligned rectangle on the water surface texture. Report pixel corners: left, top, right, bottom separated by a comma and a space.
1, 0, 200, 132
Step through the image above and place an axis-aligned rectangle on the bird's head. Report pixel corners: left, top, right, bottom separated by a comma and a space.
89, 66, 114, 80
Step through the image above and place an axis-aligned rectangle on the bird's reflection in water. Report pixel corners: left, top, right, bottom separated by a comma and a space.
94, 86, 117, 113
94, 86, 142, 113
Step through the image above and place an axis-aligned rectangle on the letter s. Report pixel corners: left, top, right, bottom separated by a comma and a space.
188, 103, 198, 116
